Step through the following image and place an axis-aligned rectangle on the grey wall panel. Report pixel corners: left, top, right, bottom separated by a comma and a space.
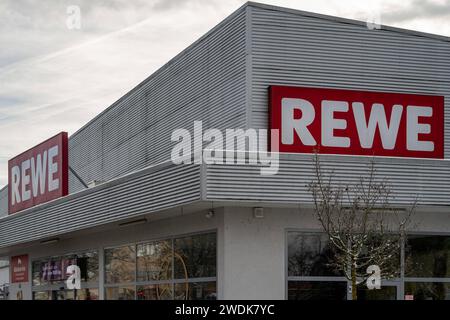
206, 153, 450, 206
249, 5, 450, 157
0, 187, 7, 218
68, 170, 87, 194
0, 163, 201, 248
67, 8, 248, 191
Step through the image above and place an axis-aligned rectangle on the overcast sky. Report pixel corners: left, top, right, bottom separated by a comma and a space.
0, 0, 449, 187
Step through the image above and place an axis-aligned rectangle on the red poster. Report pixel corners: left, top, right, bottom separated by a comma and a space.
8, 132, 68, 215
270, 86, 444, 159
11, 255, 29, 283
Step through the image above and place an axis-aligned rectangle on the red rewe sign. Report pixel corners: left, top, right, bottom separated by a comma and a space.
8, 132, 68, 215
270, 86, 444, 158
11, 255, 29, 283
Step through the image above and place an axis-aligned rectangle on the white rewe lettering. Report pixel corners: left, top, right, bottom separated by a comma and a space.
21, 159, 31, 202
352, 103, 403, 150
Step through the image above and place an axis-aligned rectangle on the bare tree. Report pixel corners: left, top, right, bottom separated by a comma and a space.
308, 154, 415, 300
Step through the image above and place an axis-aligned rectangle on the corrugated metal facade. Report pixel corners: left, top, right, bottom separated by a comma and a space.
67, 6, 248, 193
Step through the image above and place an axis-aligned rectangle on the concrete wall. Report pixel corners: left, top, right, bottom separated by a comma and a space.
249, 4, 450, 158
7, 209, 224, 300
221, 206, 450, 299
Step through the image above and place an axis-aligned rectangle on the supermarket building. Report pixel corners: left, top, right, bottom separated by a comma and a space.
0, 2, 449, 300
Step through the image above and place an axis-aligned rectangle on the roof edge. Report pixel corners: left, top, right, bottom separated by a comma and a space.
247, 1, 450, 43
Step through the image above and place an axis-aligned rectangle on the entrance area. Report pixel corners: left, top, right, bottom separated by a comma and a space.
287, 231, 450, 300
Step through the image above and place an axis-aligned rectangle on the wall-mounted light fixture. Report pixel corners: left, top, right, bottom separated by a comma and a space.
118, 218, 147, 227
253, 207, 264, 219
40, 238, 60, 245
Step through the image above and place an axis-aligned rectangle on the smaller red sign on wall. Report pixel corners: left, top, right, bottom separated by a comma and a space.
8, 132, 69, 215
11, 255, 29, 283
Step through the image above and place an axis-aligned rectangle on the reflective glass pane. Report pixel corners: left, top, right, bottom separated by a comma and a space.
174, 233, 216, 279
288, 232, 340, 276
405, 235, 450, 277
32, 260, 45, 286
105, 286, 136, 300
105, 246, 136, 284
288, 281, 347, 300
405, 282, 450, 300
51, 290, 68, 300
75, 252, 99, 282
137, 240, 172, 282
174, 282, 217, 300
137, 284, 173, 300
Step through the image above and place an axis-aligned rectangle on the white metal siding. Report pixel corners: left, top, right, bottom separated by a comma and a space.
206, 153, 450, 206
249, 5, 450, 158
0, 163, 201, 248
68, 8, 248, 193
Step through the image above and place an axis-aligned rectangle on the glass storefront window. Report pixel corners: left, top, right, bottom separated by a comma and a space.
137, 240, 172, 282
106, 232, 217, 300
105, 245, 136, 284
76, 288, 99, 300
32, 291, 50, 300
174, 233, 216, 279
405, 235, 450, 278
357, 286, 397, 300
33, 288, 99, 300
288, 232, 340, 276
405, 282, 450, 300
174, 282, 217, 300
32, 260, 45, 286
32, 251, 98, 288
77, 252, 99, 282
288, 281, 347, 300
33, 232, 217, 300
105, 286, 136, 300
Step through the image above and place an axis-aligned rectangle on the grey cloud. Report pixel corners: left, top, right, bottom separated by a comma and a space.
0, 0, 244, 187
382, 0, 450, 23
151, 0, 222, 11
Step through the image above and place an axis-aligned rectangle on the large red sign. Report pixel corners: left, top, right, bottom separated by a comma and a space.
8, 132, 69, 215
11, 255, 29, 283
270, 86, 444, 158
